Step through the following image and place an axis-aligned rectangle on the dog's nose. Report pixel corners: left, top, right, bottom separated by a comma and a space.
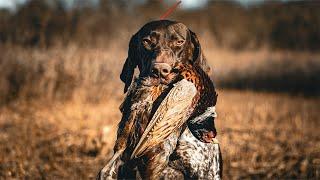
151, 63, 172, 78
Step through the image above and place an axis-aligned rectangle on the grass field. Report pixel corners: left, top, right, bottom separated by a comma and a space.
0, 90, 319, 179
0, 46, 319, 179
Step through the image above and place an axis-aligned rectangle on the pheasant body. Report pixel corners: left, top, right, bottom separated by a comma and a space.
100, 64, 220, 179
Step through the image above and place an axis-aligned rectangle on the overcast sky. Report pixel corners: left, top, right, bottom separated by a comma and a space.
0, 0, 292, 11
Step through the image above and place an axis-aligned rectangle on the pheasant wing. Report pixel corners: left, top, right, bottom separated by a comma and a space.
131, 79, 197, 159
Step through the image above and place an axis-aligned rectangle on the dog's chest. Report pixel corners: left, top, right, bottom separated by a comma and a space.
169, 127, 222, 179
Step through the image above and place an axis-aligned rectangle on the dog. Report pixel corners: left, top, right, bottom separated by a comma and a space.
98, 20, 222, 179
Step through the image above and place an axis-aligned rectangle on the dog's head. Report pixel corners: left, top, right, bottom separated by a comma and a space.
120, 20, 211, 93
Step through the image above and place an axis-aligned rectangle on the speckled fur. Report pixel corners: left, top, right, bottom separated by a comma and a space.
168, 127, 222, 179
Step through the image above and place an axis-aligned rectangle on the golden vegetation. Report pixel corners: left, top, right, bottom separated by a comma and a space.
1, 89, 319, 178
0, 46, 319, 179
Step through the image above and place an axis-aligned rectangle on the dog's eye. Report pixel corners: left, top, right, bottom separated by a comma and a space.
176, 40, 185, 46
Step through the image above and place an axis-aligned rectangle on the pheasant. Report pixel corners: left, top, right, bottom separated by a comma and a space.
98, 62, 220, 179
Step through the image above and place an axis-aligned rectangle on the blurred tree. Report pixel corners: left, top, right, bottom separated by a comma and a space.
0, 0, 319, 51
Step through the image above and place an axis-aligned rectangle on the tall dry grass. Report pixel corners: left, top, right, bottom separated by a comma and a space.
0, 43, 319, 178
206, 48, 320, 95
0, 44, 126, 105
1, 39, 319, 106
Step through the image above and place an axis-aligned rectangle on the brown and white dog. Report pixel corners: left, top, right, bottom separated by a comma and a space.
98, 20, 222, 179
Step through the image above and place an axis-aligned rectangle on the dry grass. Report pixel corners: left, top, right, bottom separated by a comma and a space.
0, 90, 319, 179
0, 45, 126, 104
1, 41, 319, 105
217, 90, 320, 178
205, 48, 320, 95
0, 100, 120, 179
0, 45, 319, 179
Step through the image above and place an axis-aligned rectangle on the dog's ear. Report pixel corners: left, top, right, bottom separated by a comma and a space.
120, 34, 139, 93
189, 30, 211, 74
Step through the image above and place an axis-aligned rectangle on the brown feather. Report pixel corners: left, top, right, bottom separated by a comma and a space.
131, 79, 197, 158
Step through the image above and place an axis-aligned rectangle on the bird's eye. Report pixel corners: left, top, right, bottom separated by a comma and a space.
172, 68, 180, 73
142, 38, 152, 45
176, 40, 185, 46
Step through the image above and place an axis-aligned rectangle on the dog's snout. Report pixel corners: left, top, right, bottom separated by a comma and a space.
151, 63, 172, 78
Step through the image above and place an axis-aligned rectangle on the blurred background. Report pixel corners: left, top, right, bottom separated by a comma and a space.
0, 0, 319, 179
